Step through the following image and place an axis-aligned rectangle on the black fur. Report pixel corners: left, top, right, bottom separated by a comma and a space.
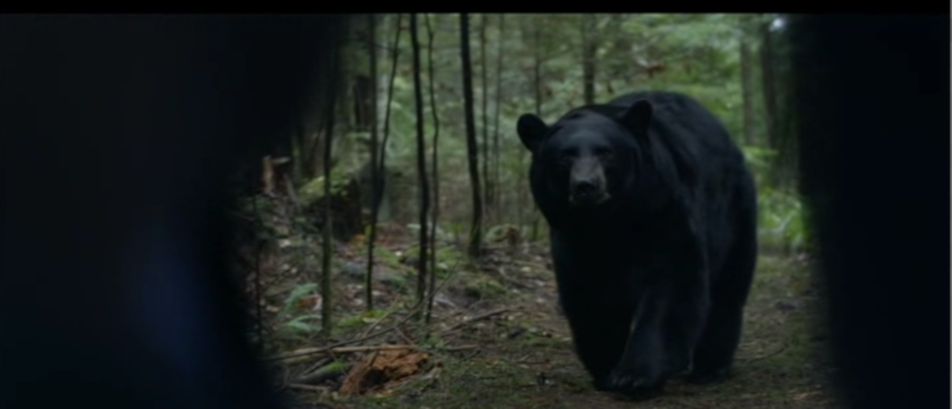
516, 90, 758, 396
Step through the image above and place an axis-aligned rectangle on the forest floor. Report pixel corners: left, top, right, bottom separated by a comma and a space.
249, 222, 843, 409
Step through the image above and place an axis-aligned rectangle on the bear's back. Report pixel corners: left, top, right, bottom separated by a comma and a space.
609, 90, 746, 171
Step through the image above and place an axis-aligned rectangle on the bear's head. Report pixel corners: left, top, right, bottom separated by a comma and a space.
516, 99, 653, 212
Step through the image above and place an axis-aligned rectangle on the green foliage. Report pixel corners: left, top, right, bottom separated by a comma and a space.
373, 246, 403, 266
282, 314, 322, 336
431, 246, 466, 278
399, 239, 465, 279
420, 331, 449, 350
340, 13, 804, 253
336, 314, 369, 329
741, 145, 779, 188
275, 282, 322, 339
464, 275, 506, 299
320, 360, 348, 374
741, 145, 806, 253
297, 166, 353, 207
281, 282, 318, 315
758, 187, 807, 253
483, 224, 506, 242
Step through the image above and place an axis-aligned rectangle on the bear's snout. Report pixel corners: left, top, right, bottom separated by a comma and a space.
569, 158, 610, 206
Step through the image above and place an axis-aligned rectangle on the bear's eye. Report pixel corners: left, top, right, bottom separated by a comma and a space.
558, 155, 573, 167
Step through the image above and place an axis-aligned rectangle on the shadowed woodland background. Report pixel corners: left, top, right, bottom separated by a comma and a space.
228, 13, 841, 409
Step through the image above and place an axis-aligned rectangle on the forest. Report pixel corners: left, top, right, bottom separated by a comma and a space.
232, 13, 833, 408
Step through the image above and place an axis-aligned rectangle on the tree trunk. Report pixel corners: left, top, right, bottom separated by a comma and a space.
352, 74, 372, 132
740, 29, 755, 146
320, 36, 341, 336
533, 18, 542, 116
760, 19, 780, 149
424, 13, 441, 324
479, 14, 492, 221
290, 120, 306, 185
364, 13, 379, 312
409, 14, 430, 310
492, 14, 505, 223
528, 15, 544, 242
581, 14, 598, 105
459, 13, 483, 258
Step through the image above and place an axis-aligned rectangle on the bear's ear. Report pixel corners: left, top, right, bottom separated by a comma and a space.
620, 99, 653, 136
516, 113, 549, 152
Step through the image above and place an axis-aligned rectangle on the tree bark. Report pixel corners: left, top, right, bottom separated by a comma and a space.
364, 13, 379, 312
581, 14, 598, 105
491, 14, 505, 222
760, 18, 780, 149
320, 35, 341, 336
740, 27, 755, 145
424, 13, 441, 323
479, 14, 492, 220
459, 13, 483, 258
409, 14, 430, 309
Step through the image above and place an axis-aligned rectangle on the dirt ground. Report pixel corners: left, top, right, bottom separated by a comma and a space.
252, 229, 843, 409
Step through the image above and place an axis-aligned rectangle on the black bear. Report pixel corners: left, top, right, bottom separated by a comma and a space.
516, 90, 759, 397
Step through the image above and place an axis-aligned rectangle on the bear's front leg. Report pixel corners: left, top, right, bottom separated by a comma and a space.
654, 216, 712, 382
566, 306, 635, 388
558, 282, 636, 389
662, 266, 711, 378
603, 251, 710, 398
601, 290, 668, 398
